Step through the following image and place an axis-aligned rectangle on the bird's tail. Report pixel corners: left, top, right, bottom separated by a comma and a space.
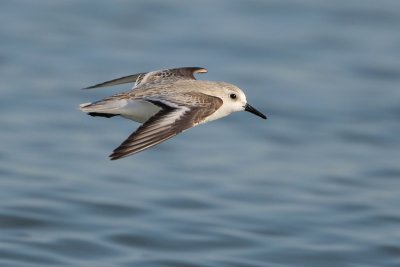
79, 99, 125, 118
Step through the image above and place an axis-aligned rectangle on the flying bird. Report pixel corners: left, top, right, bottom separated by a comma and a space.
80, 67, 266, 160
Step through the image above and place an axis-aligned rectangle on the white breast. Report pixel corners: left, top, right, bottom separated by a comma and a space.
203, 103, 233, 123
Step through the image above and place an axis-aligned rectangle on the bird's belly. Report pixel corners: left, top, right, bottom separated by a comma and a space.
120, 100, 161, 123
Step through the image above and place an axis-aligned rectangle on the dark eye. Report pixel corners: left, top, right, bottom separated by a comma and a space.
230, 93, 237, 99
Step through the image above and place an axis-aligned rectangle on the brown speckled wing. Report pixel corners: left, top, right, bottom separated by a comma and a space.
135, 67, 207, 87
83, 67, 207, 89
109, 93, 222, 160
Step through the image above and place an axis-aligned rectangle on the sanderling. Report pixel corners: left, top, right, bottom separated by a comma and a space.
80, 67, 266, 160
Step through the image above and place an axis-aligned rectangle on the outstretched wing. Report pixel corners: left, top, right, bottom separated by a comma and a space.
83, 73, 146, 89
109, 93, 222, 160
83, 67, 207, 89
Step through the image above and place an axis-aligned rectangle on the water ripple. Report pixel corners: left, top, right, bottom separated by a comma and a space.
1, 0, 400, 266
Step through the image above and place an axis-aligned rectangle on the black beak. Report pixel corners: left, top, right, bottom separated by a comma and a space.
244, 103, 267, 120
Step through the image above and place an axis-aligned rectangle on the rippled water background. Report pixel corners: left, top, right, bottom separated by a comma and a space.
1, 1, 400, 266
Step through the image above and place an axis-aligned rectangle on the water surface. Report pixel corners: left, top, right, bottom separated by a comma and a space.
1, 1, 400, 266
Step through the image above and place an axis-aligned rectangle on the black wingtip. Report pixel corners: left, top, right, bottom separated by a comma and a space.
109, 151, 128, 161
109, 156, 118, 161
82, 84, 101, 90
109, 153, 119, 160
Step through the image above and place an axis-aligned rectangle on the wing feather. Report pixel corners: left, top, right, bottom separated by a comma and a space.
83, 73, 146, 89
109, 93, 222, 160
83, 67, 207, 90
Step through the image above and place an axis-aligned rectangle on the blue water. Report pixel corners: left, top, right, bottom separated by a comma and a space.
1, 1, 400, 266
